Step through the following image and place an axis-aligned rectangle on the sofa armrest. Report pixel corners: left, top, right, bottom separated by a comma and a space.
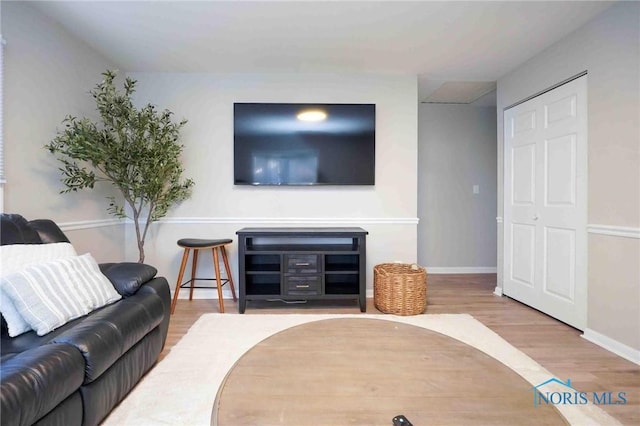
0, 343, 85, 426
99, 263, 158, 297
136, 277, 171, 351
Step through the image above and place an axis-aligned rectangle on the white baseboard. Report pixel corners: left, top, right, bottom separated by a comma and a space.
493, 286, 503, 296
426, 267, 497, 274
582, 328, 640, 365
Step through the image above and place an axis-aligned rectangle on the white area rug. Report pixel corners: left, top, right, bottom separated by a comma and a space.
103, 314, 619, 425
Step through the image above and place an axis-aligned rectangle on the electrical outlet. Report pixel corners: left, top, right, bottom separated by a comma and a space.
473, 185, 480, 194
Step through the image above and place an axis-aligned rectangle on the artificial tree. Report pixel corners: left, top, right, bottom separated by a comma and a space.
46, 70, 194, 262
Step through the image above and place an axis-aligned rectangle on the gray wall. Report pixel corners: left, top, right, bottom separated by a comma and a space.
125, 72, 419, 295
3, 2, 125, 261
497, 2, 640, 352
418, 104, 497, 272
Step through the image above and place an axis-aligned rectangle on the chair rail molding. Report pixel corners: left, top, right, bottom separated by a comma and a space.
58, 217, 419, 232
587, 224, 640, 239
154, 216, 420, 225
59, 218, 124, 232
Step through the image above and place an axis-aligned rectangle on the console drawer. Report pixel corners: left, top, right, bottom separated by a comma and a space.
285, 275, 321, 295
285, 254, 320, 273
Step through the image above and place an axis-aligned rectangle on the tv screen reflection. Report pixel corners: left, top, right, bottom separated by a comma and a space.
252, 151, 319, 185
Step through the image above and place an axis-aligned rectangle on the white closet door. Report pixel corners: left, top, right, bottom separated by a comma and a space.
503, 75, 587, 330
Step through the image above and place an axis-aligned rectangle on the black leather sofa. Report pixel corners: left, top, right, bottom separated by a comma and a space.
0, 214, 171, 426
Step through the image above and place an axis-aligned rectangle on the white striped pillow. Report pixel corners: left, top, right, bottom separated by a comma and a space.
0, 289, 33, 337
0, 254, 121, 336
1, 242, 79, 336
1, 260, 92, 335
65, 253, 122, 310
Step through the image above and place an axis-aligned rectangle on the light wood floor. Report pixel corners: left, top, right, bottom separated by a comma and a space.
166, 274, 640, 425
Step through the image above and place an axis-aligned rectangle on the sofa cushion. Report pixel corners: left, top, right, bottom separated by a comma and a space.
0, 343, 85, 426
0, 214, 42, 245
1, 313, 87, 356
0, 216, 23, 246
27, 219, 72, 245
52, 292, 164, 383
33, 391, 83, 426
100, 262, 158, 296
79, 327, 163, 426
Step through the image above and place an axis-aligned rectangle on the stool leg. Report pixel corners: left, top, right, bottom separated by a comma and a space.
189, 249, 200, 301
221, 245, 237, 302
171, 248, 191, 314
212, 247, 225, 313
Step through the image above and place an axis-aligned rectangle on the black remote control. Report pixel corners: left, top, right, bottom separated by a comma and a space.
392, 414, 413, 426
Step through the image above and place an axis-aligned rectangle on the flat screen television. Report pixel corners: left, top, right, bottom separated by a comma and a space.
234, 103, 375, 186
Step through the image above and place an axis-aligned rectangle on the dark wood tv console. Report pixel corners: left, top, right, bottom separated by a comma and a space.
236, 227, 368, 313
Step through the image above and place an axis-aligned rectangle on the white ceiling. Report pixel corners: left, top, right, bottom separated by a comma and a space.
31, 1, 614, 104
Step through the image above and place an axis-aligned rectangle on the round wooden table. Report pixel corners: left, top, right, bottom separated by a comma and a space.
213, 318, 566, 426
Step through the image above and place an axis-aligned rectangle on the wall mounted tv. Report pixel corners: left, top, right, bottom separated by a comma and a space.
234, 103, 375, 186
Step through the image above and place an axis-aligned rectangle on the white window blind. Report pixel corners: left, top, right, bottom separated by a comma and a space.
1, 35, 5, 212
0, 35, 4, 186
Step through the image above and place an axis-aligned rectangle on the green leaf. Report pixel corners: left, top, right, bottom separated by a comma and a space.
44, 69, 194, 262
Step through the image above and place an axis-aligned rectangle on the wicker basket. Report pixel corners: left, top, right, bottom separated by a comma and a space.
373, 263, 427, 315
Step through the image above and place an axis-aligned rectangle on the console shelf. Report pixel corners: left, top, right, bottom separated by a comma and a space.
236, 227, 368, 313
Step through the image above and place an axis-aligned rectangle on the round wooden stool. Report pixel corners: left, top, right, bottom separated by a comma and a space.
170, 238, 237, 314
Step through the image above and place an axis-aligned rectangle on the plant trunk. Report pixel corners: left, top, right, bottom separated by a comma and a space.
132, 209, 145, 263
138, 206, 155, 264
137, 238, 145, 263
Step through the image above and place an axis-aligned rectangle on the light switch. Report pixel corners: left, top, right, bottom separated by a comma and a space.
473, 185, 480, 194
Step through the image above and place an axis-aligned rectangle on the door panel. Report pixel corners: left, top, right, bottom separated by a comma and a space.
503, 75, 587, 330
514, 109, 537, 134
545, 134, 576, 205
512, 144, 536, 205
511, 223, 536, 287
545, 94, 577, 125
544, 226, 575, 301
